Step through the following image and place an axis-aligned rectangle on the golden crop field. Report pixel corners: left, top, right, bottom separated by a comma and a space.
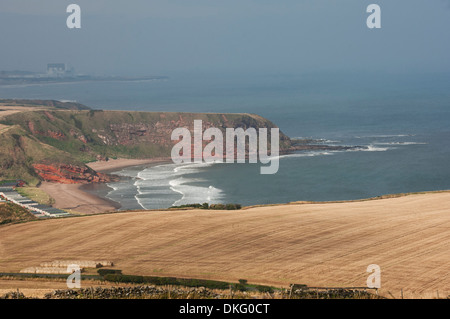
1, 192, 449, 299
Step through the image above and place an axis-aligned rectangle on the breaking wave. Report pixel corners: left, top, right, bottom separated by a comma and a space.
115, 162, 225, 209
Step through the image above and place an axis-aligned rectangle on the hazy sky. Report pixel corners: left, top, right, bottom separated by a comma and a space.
1, 0, 450, 76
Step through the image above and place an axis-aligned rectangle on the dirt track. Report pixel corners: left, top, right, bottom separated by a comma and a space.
0, 192, 449, 298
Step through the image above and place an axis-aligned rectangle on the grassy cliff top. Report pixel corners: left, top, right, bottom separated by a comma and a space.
0, 99, 90, 110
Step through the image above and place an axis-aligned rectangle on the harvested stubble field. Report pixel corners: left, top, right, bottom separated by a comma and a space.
0, 192, 449, 299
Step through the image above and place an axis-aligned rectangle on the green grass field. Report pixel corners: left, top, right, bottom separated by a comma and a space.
15, 187, 55, 206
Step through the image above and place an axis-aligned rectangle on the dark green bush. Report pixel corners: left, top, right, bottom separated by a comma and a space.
143, 276, 178, 286
104, 274, 144, 283
177, 278, 230, 290
210, 204, 226, 210
171, 203, 241, 210
233, 284, 248, 292
171, 203, 203, 209
98, 269, 122, 277
255, 285, 274, 293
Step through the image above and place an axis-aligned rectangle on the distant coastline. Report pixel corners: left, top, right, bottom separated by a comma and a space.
0, 75, 168, 86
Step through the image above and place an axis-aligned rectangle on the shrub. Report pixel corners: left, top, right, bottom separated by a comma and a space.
210, 203, 241, 210
103, 274, 144, 283
144, 276, 178, 286
177, 278, 230, 290
98, 269, 122, 277
210, 204, 226, 210
171, 203, 241, 210
233, 284, 248, 292
255, 285, 274, 293
171, 203, 203, 209
291, 284, 308, 290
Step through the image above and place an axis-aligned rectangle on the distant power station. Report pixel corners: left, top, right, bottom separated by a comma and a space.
0, 63, 167, 84
47, 63, 74, 77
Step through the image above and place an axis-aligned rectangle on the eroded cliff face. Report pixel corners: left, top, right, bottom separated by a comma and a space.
0, 110, 291, 184
0, 126, 100, 185
32, 164, 116, 184
78, 112, 290, 149
5, 110, 291, 158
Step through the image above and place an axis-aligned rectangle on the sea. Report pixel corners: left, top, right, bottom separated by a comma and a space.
1, 71, 450, 210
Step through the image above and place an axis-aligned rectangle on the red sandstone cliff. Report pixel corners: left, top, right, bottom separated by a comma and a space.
32, 163, 116, 184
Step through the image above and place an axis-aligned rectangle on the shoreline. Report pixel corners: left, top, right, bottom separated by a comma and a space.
39, 158, 172, 215
86, 157, 172, 173
42, 158, 450, 216
39, 182, 121, 215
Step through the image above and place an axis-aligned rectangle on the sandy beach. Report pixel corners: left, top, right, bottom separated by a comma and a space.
86, 157, 170, 173
39, 182, 120, 215
37, 158, 171, 215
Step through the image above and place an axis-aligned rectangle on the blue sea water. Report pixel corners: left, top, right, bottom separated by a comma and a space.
1, 71, 450, 209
